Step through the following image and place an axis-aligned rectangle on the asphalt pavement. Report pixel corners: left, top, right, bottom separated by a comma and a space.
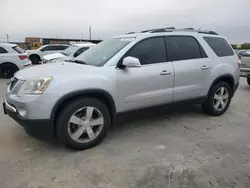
0, 78, 250, 188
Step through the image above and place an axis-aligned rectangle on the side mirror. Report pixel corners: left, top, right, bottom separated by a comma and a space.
122, 56, 141, 67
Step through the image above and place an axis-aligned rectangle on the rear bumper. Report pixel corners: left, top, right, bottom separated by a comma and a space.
240, 68, 250, 77
3, 99, 54, 134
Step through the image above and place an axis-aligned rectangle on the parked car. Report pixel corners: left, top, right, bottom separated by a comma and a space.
42, 43, 96, 64
240, 51, 250, 85
3, 28, 240, 150
27, 44, 70, 64
0, 43, 31, 78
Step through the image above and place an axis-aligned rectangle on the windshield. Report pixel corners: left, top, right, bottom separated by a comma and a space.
62, 45, 78, 56
74, 38, 133, 66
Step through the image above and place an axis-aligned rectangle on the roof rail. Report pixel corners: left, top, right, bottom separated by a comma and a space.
141, 27, 175, 33
198, 30, 218, 35
140, 27, 218, 35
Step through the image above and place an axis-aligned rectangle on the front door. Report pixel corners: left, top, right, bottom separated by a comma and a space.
117, 37, 174, 112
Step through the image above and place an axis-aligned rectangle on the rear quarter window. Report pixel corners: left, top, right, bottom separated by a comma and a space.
12, 46, 25, 54
204, 37, 234, 57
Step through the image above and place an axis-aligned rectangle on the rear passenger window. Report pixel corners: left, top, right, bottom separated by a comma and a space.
204, 37, 234, 57
0, 47, 8, 54
167, 36, 205, 61
126, 37, 166, 65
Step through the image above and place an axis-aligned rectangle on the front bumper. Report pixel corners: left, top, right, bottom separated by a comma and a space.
240, 68, 250, 77
3, 99, 54, 134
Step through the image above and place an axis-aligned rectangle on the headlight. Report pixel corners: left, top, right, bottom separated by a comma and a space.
17, 77, 52, 96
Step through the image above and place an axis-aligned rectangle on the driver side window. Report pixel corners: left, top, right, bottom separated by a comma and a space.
40, 46, 51, 52
125, 37, 167, 65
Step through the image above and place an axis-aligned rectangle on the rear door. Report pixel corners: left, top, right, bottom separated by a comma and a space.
165, 36, 210, 101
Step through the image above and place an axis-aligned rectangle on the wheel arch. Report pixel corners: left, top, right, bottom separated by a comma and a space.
207, 74, 235, 96
0, 62, 19, 77
0, 62, 19, 69
29, 53, 41, 60
51, 89, 116, 132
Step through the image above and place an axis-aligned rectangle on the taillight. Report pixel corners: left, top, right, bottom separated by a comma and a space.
237, 58, 241, 68
18, 55, 28, 60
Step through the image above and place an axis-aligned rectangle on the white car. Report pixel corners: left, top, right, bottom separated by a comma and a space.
42, 43, 96, 64
27, 44, 70, 64
0, 43, 31, 78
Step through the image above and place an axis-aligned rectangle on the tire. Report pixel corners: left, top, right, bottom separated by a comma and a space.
247, 78, 250, 86
56, 97, 111, 150
29, 55, 40, 64
202, 81, 232, 116
0, 63, 19, 78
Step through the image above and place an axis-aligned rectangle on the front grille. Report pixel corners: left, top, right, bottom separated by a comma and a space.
9, 77, 18, 91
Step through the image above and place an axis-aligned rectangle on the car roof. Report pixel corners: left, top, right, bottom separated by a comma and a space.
72, 43, 96, 47
0, 42, 16, 47
113, 28, 222, 39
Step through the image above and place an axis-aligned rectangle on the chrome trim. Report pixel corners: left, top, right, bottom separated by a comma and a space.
4, 99, 17, 113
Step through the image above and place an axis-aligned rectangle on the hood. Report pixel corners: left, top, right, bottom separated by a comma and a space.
15, 61, 99, 80
43, 53, 66, 61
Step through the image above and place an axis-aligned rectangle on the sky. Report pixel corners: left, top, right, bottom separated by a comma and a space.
0, 0, 250, 44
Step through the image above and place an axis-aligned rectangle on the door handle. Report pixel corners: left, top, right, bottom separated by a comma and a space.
160, 70, 171, 75
201, 65, 209, 70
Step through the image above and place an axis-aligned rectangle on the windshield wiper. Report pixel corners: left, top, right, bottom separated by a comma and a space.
67, 59, 88, 65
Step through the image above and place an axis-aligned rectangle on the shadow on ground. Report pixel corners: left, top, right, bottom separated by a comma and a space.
26, 103, 204, 149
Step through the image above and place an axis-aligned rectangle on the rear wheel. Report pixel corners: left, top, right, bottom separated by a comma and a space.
0, 63, 18, 78
29, 55, 40, 64
202, 81, 232, 116
247, 78, 250, 86
56, 97, 111, 150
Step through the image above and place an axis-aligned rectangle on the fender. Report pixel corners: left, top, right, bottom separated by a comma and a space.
50, 89, 116, 121
207, 74, 235, 96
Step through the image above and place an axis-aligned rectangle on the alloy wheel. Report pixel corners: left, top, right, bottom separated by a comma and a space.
213, 87, 229, 111
68, 106, 104, 143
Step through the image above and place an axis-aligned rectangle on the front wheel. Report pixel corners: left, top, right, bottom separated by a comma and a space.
247, 78, 250, 86
56, 98, 111, 150
202, 81, 232, 116
0, 63, 18, 78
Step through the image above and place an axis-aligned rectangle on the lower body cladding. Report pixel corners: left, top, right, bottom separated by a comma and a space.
3, 99, 54, 134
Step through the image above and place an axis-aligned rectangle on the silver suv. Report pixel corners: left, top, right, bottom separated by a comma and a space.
3, 28, 240, 150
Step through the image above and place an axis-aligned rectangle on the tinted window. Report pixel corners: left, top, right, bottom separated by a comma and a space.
167, 36, 203, 61
41, 45, 68, 51
41, 46, 53, 51
204, 37, 234, 57
57, 45, 69, 50
74, 47, 89, 57
126, 37, 166, 65
0, 47, 8, 53
12, 46, 25, 54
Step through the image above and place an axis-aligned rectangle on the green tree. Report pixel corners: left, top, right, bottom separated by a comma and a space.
231, 44, 238, 49
241, 43, 250, 49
